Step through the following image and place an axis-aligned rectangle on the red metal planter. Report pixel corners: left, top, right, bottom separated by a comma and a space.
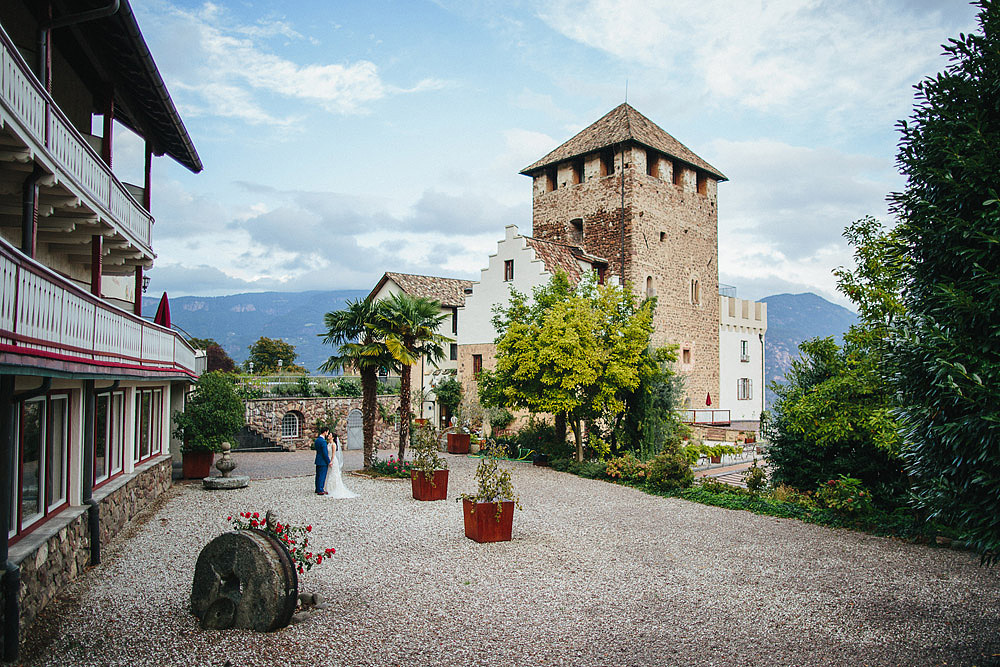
183, 450, 215, 479
411, 469, 449, 501
447, 432, 470, 454
462, 498, 514, 543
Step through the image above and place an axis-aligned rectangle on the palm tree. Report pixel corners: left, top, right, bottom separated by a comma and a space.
378, 292, 449, 461
319, 299, 396, 468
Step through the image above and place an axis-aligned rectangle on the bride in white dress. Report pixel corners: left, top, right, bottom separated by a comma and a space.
326, 436, 358, 499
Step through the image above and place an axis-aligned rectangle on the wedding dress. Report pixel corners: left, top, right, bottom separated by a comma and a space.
326, 438, 358, 499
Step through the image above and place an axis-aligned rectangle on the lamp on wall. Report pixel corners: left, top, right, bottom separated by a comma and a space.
141, 275, 151, 293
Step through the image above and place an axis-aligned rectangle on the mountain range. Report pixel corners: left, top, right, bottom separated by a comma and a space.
146, 290, 858, 407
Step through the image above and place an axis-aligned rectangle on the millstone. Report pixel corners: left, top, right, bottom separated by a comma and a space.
191, 530, 298, 631
203, 475, 250, 490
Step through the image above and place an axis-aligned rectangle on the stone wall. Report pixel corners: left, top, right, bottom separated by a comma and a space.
10, 456, 172, 648
530, 146, 721, 409
244, 396, 398, 451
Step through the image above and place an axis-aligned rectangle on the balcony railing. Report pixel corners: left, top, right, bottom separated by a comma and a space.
0, 239, 196, 376
0, 25, 153, 254
682, 409, 731, 426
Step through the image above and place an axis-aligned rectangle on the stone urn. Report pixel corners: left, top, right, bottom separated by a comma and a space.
203, 442, 250, 489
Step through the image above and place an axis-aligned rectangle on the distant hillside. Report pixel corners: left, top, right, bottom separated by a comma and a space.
761, 293, 858, 407
149, 289, 858, 398
143, 290, 367, 372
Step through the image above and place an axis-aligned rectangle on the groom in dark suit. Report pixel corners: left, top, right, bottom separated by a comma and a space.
314, 427, 331, 495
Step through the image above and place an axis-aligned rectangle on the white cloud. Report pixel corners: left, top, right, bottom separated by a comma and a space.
537, 0, 975, 122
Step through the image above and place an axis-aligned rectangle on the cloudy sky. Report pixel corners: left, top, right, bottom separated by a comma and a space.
124, 0, 980, 307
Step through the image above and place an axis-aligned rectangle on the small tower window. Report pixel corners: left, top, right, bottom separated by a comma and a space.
569, 218, 583, 244
646, 276, 655, 298
472, 354, 483, 377
673, 161, 684, 186
572, 159, 584, 184
682, 348, 692, 365
600, 149, 615, 177
690, 279, 700, 305
595, 265, 606, 285
646, 149, 659, 178
546, 168, 557, 192
697, 172, 708, 195
450, 343, 458, 361
660, 231, 666, 242
504, 260, 514, 281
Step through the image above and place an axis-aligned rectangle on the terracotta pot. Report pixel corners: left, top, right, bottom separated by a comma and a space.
710, 455, 722, 464
447, 432, 470, 454
411, 469, 449, 501
462, 498, 514, 543
183, 450, 215, 479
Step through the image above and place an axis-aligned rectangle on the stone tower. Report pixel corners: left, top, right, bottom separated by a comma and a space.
520, 104, 724, 409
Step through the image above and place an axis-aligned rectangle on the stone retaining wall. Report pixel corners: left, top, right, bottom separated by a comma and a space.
245, 396, 398, 451
10, 456, 172, 647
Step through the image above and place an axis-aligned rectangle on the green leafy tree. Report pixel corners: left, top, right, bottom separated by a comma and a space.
479, 272, 654, 461
617, 346, 688, 460
246, 337, 307, 374
764, 216, 906, 501
319, 299, 397, 468
187, 337, 237, 373
434, 376, 462, 419
378, 292, 450, 461
888, 2, 1000, 564
173, 371, 245, 452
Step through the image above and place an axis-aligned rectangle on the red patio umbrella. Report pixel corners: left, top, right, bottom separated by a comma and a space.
153, 292, 171, 328
705, 392, 712, 406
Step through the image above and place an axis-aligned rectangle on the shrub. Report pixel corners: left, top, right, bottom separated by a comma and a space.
332, 378, 362, 397
173, 371, 245, 452
411, 424, 447, 477
816, 476, 874, 515
645, 444, 694, 492
772, 484, 817, 507
488, 407, 515, 431
514, 418, 571, 460
370, 455, 413, 478
604, 453, 648, 482
697, 478, 741, 495
743, 460, 768, 496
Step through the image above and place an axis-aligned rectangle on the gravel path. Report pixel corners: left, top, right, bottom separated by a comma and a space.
23, 454, 1000, 666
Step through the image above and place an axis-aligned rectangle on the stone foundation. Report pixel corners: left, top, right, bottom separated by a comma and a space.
8, 456, 172, 650
244, 396, 398, 451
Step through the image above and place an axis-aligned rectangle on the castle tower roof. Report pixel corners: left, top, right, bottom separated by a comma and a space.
520, 103, 725, 181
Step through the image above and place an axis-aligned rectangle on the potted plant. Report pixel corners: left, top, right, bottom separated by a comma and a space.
173, 371, 246, 478
458, 441, 521, 543
410, 424, 449, 501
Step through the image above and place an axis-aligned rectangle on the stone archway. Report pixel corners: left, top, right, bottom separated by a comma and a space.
346, 409, 363, 450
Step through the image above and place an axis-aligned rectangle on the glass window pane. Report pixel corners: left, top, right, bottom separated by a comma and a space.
110, 393, 123, 474
95, 394, 108, 482
138, 391, 151, 460
48, 396, 68, 508
150, 390, 162, 456
21, 400, 44, 525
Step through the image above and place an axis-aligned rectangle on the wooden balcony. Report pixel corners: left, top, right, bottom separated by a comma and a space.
0, 24, 153, 257
0, 238, 196, 377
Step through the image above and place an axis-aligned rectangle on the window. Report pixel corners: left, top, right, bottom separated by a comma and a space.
450, 343, 458, 361
281, 412, 300, 439
600, 149, 615, 177
682, 348, 691, 365
660, 231, 666, 243
134, 388, 162, 464
646, 276, 655, 297
569, 218, 583, 244
11, 394, 70, 541
646, 149, 659, 177
673, 161, 683, 186
546, 167, 557, 191
571, 159, 584, 184
737, 378, 752, 400
595, 265, 606, 285
504, 259, 514, 282
472, 354, 483, 377
740, 340, 750, 363
451, 308, 458, 335
690, 279, 701, 305
95, 391, 125, 487
697, 172, 708, 195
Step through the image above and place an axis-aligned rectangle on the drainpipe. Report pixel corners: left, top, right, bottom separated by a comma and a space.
38, 1, 121, 92
1, 376, 51, 662
83, 380, 119, 567
21, 165, 46, 258
759, 332, 765, 423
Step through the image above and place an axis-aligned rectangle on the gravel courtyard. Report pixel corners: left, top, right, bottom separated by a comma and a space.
22, 453, 1000, 667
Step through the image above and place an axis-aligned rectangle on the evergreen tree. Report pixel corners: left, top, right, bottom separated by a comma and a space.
889, 1, 1000, 563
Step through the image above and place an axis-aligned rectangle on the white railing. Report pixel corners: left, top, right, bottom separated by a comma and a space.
682, 409, 731, 425
0, 26, 153, 253
0, 239, 196, 376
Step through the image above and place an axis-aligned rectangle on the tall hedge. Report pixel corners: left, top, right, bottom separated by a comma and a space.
889, 1, 1000, 563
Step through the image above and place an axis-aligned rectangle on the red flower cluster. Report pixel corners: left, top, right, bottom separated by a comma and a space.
227, 511, 335, 577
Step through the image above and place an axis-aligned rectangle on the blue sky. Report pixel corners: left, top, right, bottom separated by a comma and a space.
120, 0, 980, 307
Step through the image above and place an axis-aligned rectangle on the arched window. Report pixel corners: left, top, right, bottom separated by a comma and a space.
646, 276, 655, 297
690, 278, 701, 305
281, 412, 300, 439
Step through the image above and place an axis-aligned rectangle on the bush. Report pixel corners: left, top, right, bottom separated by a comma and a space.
645, 445, 694, 492
816, 476, 874, 515
604, 453, 648, 482
772, 484, 817, 508
332, 378, 362, 397
173, 371, 245, 452
488, 407, 515, 431
370, 455, 413, 478
515, 418, 571, 460
743, 460, 767, 496
697, 478, 742, 495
